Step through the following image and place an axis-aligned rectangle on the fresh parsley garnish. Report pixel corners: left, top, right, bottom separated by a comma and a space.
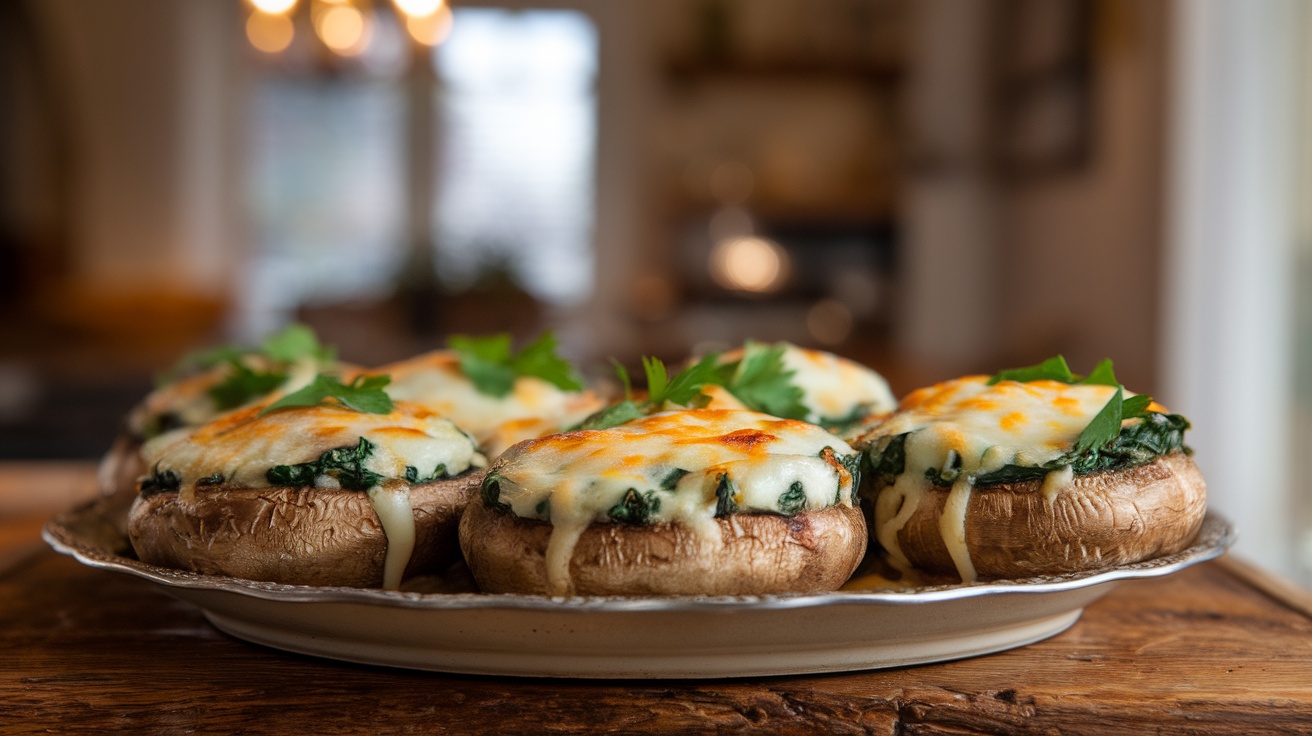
208, 362, 287, 410
645, 354, 729, 407
261, 323, 336, 364
723, 340, 808, 420
448, 332, 584, 398
984, 355, 1172, 468
574, 354, 730, 431
161, 323, 334, 385
988, 355, 1078, 384
574, 341, 814, 431
261, 374, 394, 415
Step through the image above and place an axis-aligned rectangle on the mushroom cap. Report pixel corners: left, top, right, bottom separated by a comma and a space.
871, 451, 1207, 580
459, 501, 867, 596
128, 471, 485, 587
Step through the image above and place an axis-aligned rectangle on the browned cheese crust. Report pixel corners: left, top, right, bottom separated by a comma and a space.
874, 451, 1207, 579
128, 470, 486, 587
459, 502, 867, 596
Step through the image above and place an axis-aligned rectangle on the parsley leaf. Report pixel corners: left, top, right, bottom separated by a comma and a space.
1122, 394, 1154, 418
1081, 358, 1119, 387
448, 332, 584, 398
1075, 386, 1125, 454
990, 355, 1167, 459
261, 374, 394, 415
573, 400, 645, 431
647, 353, 731, 407
724, 340, 808, 420
159, 323, 333, 386
208, 361, 287, 410
571, 354, 729, 431
988, 355, 1076, 384
262, 323, 336, 364
158, 346, 248, 385
512, 332, 585, 392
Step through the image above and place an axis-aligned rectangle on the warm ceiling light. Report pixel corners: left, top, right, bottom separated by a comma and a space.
250, 0, 298, 14
405, 5, 453, 46
806, 299, 854, 346
393, 0, 443, 18
246, 11, 295, 53
316, 4, 368, 54
709, 236, 790, 294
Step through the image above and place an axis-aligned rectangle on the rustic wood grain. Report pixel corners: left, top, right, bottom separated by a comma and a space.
2, 540, 1310, 735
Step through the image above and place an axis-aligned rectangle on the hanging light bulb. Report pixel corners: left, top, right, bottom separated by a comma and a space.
405, 4, 452, 46
250, 0, 298, 14
392, 0, 442, 17
314, 1, 371, 56
247, 10, 295, 53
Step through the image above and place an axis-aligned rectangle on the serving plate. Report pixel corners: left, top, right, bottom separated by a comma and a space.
44, 500, 1233, 679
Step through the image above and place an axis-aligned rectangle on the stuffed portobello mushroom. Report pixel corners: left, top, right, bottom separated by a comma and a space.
459, 409, 866, 596
853, 357, 1206, 583
374, 332, 605, 458
100, 324, 344, 503
128, 390, 487, 589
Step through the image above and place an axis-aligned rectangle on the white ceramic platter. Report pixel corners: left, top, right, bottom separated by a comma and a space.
44, 504, 1233, 679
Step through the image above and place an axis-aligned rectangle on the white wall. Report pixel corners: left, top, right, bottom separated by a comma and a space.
1162, 0, 1305, 579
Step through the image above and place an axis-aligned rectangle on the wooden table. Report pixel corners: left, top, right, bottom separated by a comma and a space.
2, 470, 1312, 734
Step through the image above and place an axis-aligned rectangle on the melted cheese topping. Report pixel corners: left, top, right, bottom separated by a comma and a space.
128, 356, 334, 439
143, 401, 486, 590
855, 376, 1151, 584
490, 409, 859, 595
376, 351, 605, 456
144, 401, 484, 492
708, 343, 897, 423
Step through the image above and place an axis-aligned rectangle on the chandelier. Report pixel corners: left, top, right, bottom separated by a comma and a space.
244, 0, 453, 57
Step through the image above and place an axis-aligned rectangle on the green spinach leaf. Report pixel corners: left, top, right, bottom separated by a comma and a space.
266, 437, 383, 491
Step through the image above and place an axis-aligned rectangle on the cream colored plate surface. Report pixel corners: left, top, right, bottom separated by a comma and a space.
44, 503, 1233, 679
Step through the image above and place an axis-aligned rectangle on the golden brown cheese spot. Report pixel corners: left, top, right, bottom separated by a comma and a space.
1053, 396, 1084, 415
960, 397, 999, 412
999, 412, 1027, 432
713, 429, 777, 453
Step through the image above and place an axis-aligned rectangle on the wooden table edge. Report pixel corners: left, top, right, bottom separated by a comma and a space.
1213, 553, 1312, 620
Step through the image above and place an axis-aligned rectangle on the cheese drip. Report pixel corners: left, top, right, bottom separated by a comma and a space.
487, 409, 860, 596
858, 376, 1141, 583
143, 400, 486, 589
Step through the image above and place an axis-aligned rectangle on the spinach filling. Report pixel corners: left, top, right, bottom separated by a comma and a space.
777, 481, 807, 515
140, 466, 181, 497
816, 403, 876, 435
608, 489, 661, 524
866, 412, 1191, 488
481, 471, 512, 513
486, 451, 859, 524
265, 436, 461, 491
266, 437, 384, 491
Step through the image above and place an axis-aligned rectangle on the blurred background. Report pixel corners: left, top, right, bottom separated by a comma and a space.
0, 0, 1308, 584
